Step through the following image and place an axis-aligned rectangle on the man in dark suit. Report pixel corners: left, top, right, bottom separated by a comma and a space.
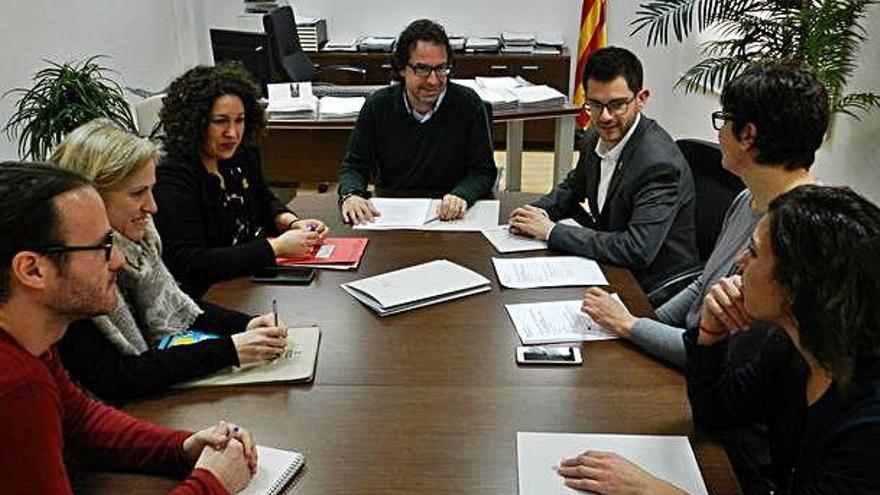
508, 47, 698, 294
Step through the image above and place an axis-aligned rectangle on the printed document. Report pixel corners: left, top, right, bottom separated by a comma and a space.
481, 225, 547, 253
492, 256, 607, 288
354, 198, 500, 231
505, 298, 622, 344
517, 432, 708, 495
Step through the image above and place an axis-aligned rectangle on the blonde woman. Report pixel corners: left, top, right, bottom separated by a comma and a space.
51, 118, 288, 402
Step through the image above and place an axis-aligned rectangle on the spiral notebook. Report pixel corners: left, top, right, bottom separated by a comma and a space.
241, 445, 305, 495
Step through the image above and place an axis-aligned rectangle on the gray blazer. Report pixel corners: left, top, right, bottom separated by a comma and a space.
532, 115, 699, 292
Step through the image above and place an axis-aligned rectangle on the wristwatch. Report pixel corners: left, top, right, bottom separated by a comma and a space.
338, 190, 370, 207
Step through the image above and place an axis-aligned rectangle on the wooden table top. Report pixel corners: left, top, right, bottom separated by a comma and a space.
73, 193, 740, 495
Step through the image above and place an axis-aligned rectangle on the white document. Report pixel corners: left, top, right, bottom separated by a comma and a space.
341, 259, 491, 316
517, 432, 709, 495
475, 76, 522, 91
240, 445, 305, 495
481, 225, 547, 253
354, 198, 500, 232
509, 84, 566, 107
492, 256, 607, 289
266, 82, 317, 113
319, 96, 365, 117
505, 298, 622, 344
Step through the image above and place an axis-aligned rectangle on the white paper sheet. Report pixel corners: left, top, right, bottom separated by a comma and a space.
353, 198, 500, 232
319, 96, 365, 117
505, 298, 622, 344
492, 256, 607, 288
517, 432, 709, 495
481, 225, 547, 253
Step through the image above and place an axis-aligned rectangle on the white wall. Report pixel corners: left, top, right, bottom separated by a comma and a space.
0, 0, 199, 160
3, 1, 878, 202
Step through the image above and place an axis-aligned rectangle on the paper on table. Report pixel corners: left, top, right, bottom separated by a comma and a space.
481, 225, 547, 253
517, 432, 709, 495
319, 96, 365, 117
492, 256, 607, 288
353, 198, 500, 232
505, 298, 623, 344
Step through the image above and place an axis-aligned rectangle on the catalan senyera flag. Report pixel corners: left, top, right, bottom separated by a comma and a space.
574, 0, 607, 128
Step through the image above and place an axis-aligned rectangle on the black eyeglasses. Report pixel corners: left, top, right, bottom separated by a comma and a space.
583, 95, 637, 116
407, 62, 453, 78
712, 111, 736, 131
35, 232, 115, 262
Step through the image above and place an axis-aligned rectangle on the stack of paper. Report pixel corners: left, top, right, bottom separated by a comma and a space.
452, 79, 518, 111
517, 432, 709, 495
492, 256, 607, 288
323, 38, 358, 51
277, 237, 368, 270
501, 32, 536, 54
508, 85, 566, 108
341, 260, 491, 316
358, 36, 395, 52
318, 96, 365, 117
353, 198, 500, 232
266, 82, 317, 118
296, 17, 327, 52
449, 36, 466, 52
465, 37, 501, 53
505, 296, 624, 344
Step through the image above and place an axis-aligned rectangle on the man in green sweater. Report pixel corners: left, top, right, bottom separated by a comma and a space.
337, 19, 497, 224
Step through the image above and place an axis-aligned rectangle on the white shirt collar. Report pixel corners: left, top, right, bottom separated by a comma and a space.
403, 87, 447, 123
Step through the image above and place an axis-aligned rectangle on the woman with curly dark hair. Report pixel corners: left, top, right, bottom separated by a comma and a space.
557, 185, 880, 494
154, 62, 328, 298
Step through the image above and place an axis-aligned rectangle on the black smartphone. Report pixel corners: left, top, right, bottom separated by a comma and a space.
251, 267, 316, 285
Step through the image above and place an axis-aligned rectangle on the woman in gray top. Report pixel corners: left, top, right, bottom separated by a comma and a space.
581, 62, 829, 368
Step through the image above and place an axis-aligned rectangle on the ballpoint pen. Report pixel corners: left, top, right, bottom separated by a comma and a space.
272, 299, 278, 327
423, 215, 440, 225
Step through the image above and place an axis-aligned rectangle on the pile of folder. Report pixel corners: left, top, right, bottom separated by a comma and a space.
296, 17, 328, 52
501, 32, 535, 54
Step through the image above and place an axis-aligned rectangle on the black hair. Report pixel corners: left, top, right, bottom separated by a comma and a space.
582, 46, 643, 94
0, 162, 90, 301
768, 185, 880, 384
390, 19, 453, 82
721, 62, 829, 170
159, 61, 265, 161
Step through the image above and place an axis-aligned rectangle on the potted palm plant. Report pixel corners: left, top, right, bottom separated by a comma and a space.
3, 55, 137, 160
631, 0, 880, 118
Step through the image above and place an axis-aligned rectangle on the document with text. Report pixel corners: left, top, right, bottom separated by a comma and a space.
353, 198, 499, 231
481, 225, 547, 253
492, 256, 607, 288
505, 297, 622, 344
517, 432, 708, 495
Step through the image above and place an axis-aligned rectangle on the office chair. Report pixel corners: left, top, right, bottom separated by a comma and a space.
262, 6, 366, 84
646, 138, 745, 307
134, 93, 165, 139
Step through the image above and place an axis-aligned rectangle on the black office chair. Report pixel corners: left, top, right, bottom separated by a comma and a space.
646, 138, 745, 307
262, 6, 366, 84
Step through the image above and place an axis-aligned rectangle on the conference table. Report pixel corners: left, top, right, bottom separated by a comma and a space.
260, 103, 580, 192
73, 193, 740, 495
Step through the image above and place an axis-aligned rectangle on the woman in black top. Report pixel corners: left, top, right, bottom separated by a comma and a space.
51, 119, 289, 402
557, 185, 880, 494
154, 62, 328, 298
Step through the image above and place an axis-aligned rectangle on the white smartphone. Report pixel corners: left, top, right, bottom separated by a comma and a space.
516, 345, 583, 365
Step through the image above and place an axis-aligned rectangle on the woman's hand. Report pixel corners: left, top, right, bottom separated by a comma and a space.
288, 218, 329, 239
232, 327, 288, 364
269, 230, 321, 257
581, 288, 637, 338
183, 421, 258, 475
557, 450, 687, 495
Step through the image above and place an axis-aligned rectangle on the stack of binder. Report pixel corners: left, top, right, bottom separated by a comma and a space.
296, 17, 328, 52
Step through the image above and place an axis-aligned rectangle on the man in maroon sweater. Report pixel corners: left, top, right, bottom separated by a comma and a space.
0, 162, 257, 494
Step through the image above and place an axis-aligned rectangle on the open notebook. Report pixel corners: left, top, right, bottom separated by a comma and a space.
176, 326, 320, 388
241, 445, 304, 495
353, 198, 500, 231
517, 432, 709, 495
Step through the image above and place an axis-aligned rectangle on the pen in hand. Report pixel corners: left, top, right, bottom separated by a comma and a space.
423, 216, 440, 225
272, 299, 278, 327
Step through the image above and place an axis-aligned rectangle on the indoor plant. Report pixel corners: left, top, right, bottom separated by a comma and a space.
3, 55, 137, 160
631, 0, 880, 118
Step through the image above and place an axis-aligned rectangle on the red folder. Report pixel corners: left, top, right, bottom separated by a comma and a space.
276, 237, 368, 270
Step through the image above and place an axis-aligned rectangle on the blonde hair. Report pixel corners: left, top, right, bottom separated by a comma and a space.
49, 118, 160, 193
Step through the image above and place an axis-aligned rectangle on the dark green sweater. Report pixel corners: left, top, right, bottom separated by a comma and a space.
337, 82, 497, 205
